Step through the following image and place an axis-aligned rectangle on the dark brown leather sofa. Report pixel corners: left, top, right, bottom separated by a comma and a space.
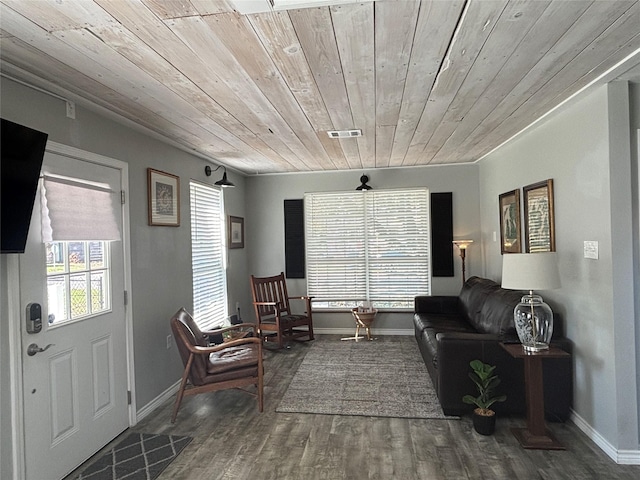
414, 276, 572, 420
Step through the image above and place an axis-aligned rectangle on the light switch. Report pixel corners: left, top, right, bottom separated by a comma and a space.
584, 241, 598, 259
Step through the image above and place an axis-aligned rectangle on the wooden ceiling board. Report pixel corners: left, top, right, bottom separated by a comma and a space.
206, 12, 334, 171
374, 0, 420, 168
289, 6, 362, 169
332, 2, 376, 169
141, 0, 201, 19
403, 0, 509, 166
95, 0, 257, 140
190, 0, 235, 16
389, 0, 466, 167
0, 0, 116, 32
46, 26, 248, 157
165, 14, 306, 171
422, 0, 552, 164
524, 1, 640, 123
2, 0, 639, 174
0, 37, 157, 127
0, 6, 159, 123
248, 10, 350, 170
431, 0, 594, 164
455, 0, 639, 162
94, 0, 291, 168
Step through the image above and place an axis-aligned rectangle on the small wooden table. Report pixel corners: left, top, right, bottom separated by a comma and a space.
342, 308, 377, 341
501, 343, 570, 450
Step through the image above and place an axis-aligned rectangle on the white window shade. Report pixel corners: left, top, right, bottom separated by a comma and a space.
365, 189, 430, 303
41, 176, 120, 242
190, 181, 227, 330
305, 188, 430, 309
305, 192, 367, 302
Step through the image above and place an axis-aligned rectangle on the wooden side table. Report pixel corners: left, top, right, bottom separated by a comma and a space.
501, 343, 570, 450
342, 308, 377, 341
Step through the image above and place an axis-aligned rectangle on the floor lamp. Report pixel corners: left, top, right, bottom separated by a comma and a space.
453, 240, 473, 284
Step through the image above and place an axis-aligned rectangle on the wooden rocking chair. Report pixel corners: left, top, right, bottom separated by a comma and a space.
250, 272, 314, 349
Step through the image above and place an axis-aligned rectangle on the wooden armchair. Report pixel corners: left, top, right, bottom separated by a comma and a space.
170, 308, 263, 423
250, 272, 314, 349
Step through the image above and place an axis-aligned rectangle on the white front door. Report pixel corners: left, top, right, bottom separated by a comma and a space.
19, 150, 130, 480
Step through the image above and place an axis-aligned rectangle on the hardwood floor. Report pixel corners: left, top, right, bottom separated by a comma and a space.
68, 335, 639, 480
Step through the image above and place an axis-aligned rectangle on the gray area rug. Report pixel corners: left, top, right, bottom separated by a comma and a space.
277, 337, 452, 419
75, 433, 192, 480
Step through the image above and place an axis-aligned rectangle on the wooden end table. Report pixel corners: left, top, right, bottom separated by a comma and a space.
500, 343, 570, 450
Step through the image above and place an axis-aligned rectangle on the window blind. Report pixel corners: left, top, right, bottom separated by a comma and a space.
40, 176, 120, 241
190, 181, 227, 330
305, 188, 430, 309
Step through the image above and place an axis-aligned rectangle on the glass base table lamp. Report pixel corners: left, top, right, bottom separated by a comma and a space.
501, 253, 560, 352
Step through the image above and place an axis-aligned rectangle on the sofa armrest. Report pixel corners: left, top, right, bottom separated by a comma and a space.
414, 295, 459, 314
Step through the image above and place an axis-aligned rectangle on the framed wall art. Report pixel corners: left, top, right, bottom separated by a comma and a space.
228, 216, 244, 249
499, 189, 521, 254
148, 168, 180, 226
524, 179, 555, 252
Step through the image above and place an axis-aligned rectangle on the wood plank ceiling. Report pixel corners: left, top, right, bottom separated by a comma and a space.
1, 0, 639, 175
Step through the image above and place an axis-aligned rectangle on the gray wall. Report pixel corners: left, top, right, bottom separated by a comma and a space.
478, 83, 639, 452
0, 78, 249, 477
630, 81, 640, 439
245, 165, 481, 331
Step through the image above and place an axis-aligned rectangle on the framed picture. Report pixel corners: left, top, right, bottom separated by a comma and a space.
228, 216, 244, 249
499, 189, 521, 254
148, 168, 180, 226
524, 179, 555, 252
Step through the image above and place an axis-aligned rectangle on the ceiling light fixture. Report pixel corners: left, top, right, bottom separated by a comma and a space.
204, 165, 235, 188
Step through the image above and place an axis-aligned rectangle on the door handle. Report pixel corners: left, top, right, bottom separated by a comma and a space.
27, 343, 54, 356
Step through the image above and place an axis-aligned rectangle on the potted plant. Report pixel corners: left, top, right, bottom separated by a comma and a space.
462, 359, 507, 435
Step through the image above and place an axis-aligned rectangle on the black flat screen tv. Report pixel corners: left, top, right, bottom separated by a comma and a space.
1, 118, 49, 254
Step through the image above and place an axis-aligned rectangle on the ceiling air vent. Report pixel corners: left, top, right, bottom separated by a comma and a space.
327, 129, 362, 138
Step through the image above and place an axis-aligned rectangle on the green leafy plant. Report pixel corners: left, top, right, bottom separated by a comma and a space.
462, 359, 507, 415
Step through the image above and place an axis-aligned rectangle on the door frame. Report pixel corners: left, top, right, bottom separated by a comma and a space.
7, 141, 136, 478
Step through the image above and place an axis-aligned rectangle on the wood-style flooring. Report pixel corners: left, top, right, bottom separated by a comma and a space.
68, 335, 640, 480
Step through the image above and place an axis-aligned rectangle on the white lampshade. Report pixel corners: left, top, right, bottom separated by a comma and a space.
501, 253, 560, 291
453, 239, 474, 250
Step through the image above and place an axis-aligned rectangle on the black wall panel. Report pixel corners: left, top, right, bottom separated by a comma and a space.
284, 199, 305, 278
431, 192, 454, 277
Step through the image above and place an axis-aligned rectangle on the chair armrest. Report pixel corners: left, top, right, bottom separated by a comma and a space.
204, 323, 258, 336
187, 335, 262, 354
206, 323, 258, 344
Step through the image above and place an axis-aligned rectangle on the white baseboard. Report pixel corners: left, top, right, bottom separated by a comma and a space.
314, 328, 414, 336
135, 380, 180, 423
571, 410, 640, 465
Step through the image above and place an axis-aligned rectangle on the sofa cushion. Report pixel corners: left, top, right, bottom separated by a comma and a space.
459, 277, 501, 331
414, 313, 476, 334
474, 288, 523, 336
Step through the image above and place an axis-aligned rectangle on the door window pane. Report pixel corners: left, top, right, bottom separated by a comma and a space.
45, 240, 111, 325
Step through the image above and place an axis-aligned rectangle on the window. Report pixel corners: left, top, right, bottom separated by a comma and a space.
46, 241, 111, 325
190, 181, 228, 330
305, 188, 430, 310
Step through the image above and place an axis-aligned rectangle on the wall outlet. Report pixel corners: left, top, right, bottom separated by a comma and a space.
166, 334, 172, 349
66, 100, 76, 119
